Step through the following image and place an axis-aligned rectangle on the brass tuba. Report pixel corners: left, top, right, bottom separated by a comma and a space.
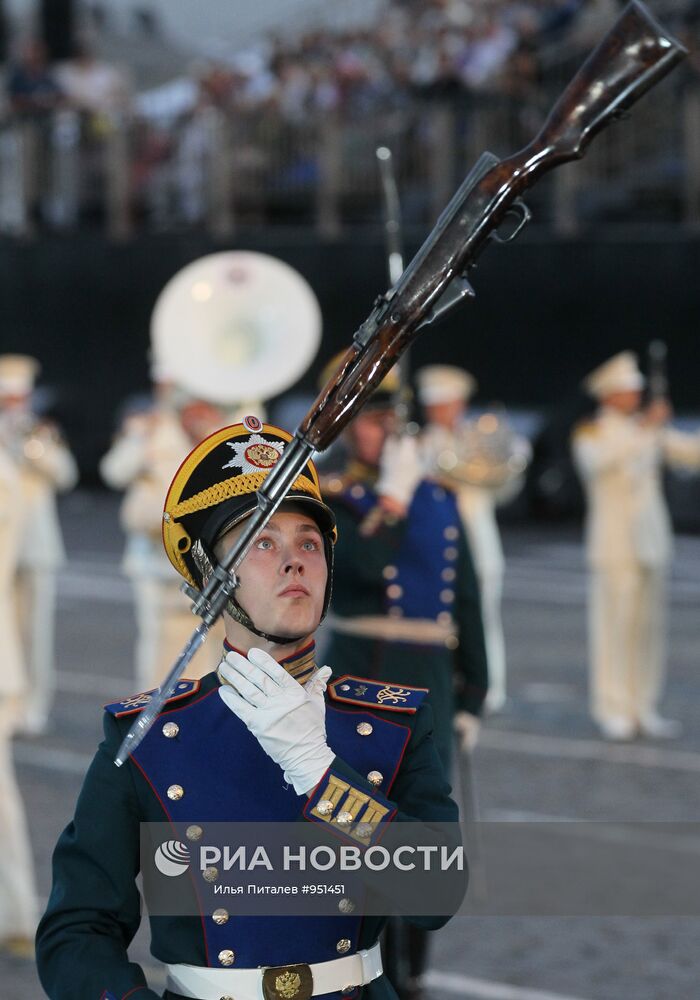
435, 410, 531, 490
150, 251, 322, 410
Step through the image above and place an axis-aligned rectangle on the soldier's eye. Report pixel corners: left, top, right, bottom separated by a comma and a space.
256, 538, 274, 550
301, 539, 320, 551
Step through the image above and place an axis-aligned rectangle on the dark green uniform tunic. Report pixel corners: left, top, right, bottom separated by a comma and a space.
36, 667, 464, 1000
324, 471, 488, 770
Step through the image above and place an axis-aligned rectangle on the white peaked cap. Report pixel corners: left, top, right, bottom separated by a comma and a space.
0, 354, 40, 395
584, 351, 645, 400
415, 365, 476, 405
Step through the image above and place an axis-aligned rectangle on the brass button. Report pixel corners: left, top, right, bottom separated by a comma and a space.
203, 866, 219, 883
336, 938, 352, 954
443, 546, 458, 561
386, 584, 403, 600
162, 721, 179, 738
218, 949, 235, 967
355, 823, 374, 839
440, 589, 455, 603
356, 722, 373, 737
338, 898, 355, 914
437, 612, 452, 626
445, 635, 459, 651
443, 525, 459, 540
442, 567, 457, 582
367, 770, 383, 787
382, 565, 398, 580
336, 811, 353, 826
316, 799, 334, 816
340, 684, 351, 692
186, 824, 203, 841
167, 784, 184, 801
350, 485, 365, 499
212, 908, 229, 925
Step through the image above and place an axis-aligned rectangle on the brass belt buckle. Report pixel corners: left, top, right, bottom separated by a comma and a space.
262, 962, 314, 1000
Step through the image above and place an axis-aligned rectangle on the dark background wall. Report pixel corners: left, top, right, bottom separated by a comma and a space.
1, 229, 698, 482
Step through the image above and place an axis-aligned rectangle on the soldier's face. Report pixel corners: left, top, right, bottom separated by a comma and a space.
424, 399, 465, 429
217, 510, 327, 647
348, 409, 395, 467
603, 389, 642, 414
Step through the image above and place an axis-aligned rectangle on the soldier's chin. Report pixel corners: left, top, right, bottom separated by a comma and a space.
266, 607, 320, 642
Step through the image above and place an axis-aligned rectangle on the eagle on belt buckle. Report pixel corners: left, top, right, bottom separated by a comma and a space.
262, 963, 313, 1000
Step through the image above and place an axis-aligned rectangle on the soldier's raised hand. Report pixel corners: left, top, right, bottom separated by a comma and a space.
376, 434, 423, 514
218, 647, 335, 794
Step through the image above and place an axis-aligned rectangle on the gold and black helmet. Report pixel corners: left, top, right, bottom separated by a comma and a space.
162, 416, 336, 641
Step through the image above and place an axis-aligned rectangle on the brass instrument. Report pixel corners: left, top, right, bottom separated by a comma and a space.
0, 410, 60, 466
435, 411, 531, 490
150, 251, 322, 409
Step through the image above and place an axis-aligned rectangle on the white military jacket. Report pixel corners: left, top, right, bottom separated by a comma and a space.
100, 407, 193, 580
0, 446, 26, 696
7, 422, 78, 571
572, 408, 700, 569
420, 422, 527, 577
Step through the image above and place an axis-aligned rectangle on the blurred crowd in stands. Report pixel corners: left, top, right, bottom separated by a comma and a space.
0, 0, 698, 234
5, 36, 128, 119
3, 0, 697, 125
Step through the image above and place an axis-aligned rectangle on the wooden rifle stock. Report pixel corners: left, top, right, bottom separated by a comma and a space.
299, 0, 686, 452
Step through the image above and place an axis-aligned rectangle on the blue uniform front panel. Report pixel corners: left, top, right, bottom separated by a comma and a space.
132, 685, 410, 969
340, 478, 461, 620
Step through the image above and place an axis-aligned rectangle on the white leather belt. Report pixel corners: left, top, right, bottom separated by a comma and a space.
165, 941, 383, 1000
327, 613, 457, 647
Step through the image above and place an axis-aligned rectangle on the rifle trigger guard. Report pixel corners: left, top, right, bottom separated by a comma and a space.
491, 199, 531, 244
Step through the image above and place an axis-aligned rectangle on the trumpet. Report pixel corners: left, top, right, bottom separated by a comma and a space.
0, 410, 59, 465
435, 411, 531, 490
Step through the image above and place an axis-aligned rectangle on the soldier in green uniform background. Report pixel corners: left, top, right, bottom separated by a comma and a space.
320, 366, 488, 998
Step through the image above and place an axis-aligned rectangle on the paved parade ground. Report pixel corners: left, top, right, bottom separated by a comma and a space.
5, 491, 700, 1000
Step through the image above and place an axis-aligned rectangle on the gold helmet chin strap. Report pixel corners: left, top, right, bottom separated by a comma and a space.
225, 590, 319, 647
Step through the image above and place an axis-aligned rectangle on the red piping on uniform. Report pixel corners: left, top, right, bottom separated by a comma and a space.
126, 684, 220, 721
324, 703, 411, 795
333, 672, 429, 692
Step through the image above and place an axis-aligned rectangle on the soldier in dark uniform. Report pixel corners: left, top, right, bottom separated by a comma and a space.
36, 418, 464, 1000
320, 370, 488, 998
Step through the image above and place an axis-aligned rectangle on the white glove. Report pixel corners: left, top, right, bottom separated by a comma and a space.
375, 434, 423, 509
218, 647, 335, 795
454, 711, 481, 753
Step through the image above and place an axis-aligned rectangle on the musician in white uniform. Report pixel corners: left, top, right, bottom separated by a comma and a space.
0, 439, 39, 956
100, 371, 226, 688
0, 355, 78, 735
572, 352, 700, 740
416, 365, 528, 713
